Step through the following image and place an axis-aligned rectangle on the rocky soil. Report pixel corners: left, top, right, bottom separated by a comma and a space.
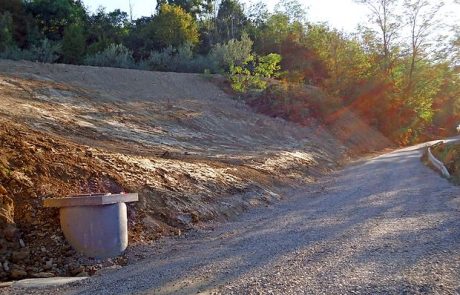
0, 60, 391, 281
9, 144, 459, 294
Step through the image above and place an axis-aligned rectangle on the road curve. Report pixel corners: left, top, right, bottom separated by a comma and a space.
13, 144, 460, 294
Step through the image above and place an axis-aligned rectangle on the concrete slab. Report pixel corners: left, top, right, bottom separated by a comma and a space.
12, 277, 88, 289
43, 193, 138, 208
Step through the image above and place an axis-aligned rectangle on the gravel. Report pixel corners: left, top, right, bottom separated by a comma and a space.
6, 144, 460, 295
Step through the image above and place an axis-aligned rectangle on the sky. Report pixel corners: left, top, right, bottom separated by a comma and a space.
82, 0, 459, 34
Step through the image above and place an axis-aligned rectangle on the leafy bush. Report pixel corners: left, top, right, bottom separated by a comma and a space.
30, 39, 62, 63
144, 43, 219, 73
0, 39, 61, 63
0, 46, 34, 61
229, 53, 282, 93
84, 44, 136, 68
210, 33, 253, 70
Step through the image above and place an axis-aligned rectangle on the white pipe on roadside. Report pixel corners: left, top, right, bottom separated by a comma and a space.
427, 146, 451, 178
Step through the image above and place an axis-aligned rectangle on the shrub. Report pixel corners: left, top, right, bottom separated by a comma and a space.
144, 43, 219, 73
210, 33, 253, 70
0, 39, 61, 63
84, 44, 136, 68
30, 39, 61, 63
0, 46, 34, 61
229, 53, 282, 93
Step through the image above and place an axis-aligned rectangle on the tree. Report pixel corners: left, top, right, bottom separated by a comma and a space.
0, 12, 14, 50
62, 23, 86, 64
274, 0, 307, 24
0, 0, 38, 48
254, 12, 304, 54
355, 0, 400, 73
156, 0, 215, 19
146, 4, 199, 49
25, 0, 87, 41
403, 0, 444, 93
215, 0, 248, 43
86, 8, 129, 54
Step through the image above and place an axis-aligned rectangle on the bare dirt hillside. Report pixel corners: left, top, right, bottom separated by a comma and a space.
0, 60, 389, 280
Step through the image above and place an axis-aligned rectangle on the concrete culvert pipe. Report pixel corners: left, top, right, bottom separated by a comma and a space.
44, 193, 138, 258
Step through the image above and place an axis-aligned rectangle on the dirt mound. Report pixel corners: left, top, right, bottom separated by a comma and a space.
326, 108, 393, 156
0, 60, 353, 280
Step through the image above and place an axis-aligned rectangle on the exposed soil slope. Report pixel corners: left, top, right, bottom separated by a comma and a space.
0, 59, 390, 280
13, 144, 460, 295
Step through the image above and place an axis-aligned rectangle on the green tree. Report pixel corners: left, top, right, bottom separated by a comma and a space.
146, 4, 199, 49
86, 8, 130, 55
0, 12, 14, 50
156, 0, 215, 19
215, 0, 248, 43
62, 23, 85, 64
25, 0, 87, 41
274, 0, 307, 24
355, 0, 401, 73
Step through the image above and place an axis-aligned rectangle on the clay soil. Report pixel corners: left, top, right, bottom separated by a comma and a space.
0, 60, 390, 281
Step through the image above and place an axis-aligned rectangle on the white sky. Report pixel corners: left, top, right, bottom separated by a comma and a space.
82, 0, 459, 33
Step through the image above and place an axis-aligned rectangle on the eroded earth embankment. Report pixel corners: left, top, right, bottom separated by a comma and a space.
0, 60, 390, 280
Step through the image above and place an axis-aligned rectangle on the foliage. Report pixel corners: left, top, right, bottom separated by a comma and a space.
144, 43, 219, 73
86, 8, 130, 55
62, 23, 85, 64
215, 0, 248, 43
30, 38, 61, 62
0, 12, 14, 51
156, 0, 214, 18
146, 4, 199, 49
84, 43, 135, 68
229, 53, 281, 93
0, 38, 61, 62
25, 0, 87, 41
209, 33, 253, 70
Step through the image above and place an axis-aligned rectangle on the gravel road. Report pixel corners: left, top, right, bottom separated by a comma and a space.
10, 144, 460, 294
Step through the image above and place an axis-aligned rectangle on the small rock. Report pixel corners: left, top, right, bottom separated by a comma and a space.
68, 263, 84, 276
19, 239, 25, 248
0, 281, 13, 288
40, 246, 47, 253
2, 261, 9, 272
11, 248, 30, 263
10, 266, 27, 279
31, 272, 55, 278
3, 225, 17, 241
0, 185, 7, 195
76, 271, 88, 277
43, 259, 53, 270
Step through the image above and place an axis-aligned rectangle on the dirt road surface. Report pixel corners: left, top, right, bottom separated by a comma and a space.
7, 142, 458, 294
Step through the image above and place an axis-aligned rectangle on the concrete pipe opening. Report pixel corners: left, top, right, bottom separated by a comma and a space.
44, 193, 138, 258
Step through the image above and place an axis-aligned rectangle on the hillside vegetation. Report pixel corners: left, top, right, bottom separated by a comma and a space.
0, 0, 459, 145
